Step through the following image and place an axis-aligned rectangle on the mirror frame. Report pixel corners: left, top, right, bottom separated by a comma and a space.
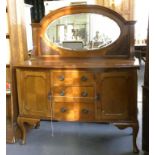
38, 5, 135, 58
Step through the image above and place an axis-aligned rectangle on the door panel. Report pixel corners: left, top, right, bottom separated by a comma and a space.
17, 70, 51, 118
99, 72, 130, 120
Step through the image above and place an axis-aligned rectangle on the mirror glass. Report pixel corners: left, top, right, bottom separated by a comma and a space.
45, 13, 121, 51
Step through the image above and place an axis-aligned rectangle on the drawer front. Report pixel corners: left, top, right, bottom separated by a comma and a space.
52, 86, 95, 102
52, 70, 94, 86
53, 102, 75, 121
75, 102, 95, 121
53, 102, 95, 121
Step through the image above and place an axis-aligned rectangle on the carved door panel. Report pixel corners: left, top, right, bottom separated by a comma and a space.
16, 70, 51, 118
99, 71, 130, 120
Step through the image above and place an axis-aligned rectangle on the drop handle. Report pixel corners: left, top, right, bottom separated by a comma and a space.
60, 90, 65, 96
61, 107, 67, 113
81, 91, 88, 97
82, 109, 89, 114
58, 75, 65, 81
81, 76, 88, 82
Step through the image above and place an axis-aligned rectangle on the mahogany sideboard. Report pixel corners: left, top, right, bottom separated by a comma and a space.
14, 5, 139, 153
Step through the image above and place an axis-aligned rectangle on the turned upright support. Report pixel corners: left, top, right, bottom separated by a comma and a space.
31, 23, 41, 57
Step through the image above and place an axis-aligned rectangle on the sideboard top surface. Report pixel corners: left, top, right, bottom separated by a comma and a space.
14, 58, 139, 69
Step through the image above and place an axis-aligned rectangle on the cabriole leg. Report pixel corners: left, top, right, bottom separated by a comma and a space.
132, 123, 139, 153
17, 117, 40, 144
17, 117, 26, 144
114, 122, 139, 153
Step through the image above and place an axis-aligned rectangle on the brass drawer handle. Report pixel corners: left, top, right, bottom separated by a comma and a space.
60, 90, 65, 96
61, 107, 67, 113
81, 76, 88, 82
81, 91, 88, 97
82, 109, 89, 114
58, 75, 65, 81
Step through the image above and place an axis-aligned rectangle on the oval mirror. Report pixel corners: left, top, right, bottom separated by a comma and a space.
45, 13, 121, 51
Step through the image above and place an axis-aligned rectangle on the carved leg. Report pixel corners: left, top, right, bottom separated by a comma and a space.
35, 122, 40, 129
17, 117, 40, 144
114, 123, 139, 153
17, 117, 26, 144
132, 123, 139, 153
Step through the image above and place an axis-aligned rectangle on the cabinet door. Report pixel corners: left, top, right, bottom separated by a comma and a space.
99, 72, 130, 120
16, 70, 51, 118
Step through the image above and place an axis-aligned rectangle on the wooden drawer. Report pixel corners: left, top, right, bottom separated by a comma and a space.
75, 102, 95, 121
52, 70, 94, 86
52, 86, 95, 102
53, 102, 95, 121
53, 102, 75, 121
